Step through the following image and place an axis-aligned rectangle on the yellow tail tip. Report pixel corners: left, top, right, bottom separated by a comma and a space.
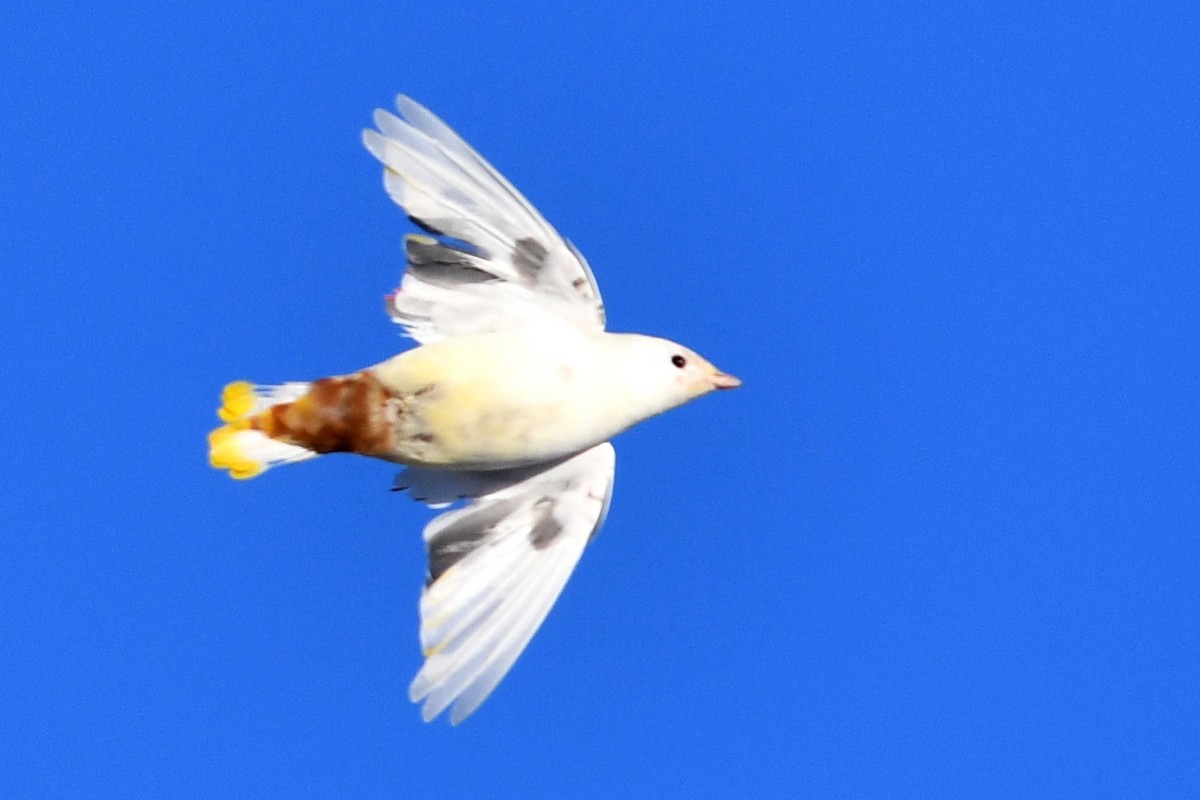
218, 381, 257, 423
208, 424, 266, 480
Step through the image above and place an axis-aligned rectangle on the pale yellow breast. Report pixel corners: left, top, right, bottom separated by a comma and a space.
370, 329, 614, 469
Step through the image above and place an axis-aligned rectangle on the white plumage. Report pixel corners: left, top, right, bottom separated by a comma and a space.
209, 96, 739, 723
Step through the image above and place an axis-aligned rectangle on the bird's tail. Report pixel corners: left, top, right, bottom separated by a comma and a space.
208, 381, 320, 479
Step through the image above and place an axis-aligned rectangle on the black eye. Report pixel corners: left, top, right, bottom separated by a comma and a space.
671, 354, 687, 368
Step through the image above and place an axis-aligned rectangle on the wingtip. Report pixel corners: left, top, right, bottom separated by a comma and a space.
361, 127, 386, 159
372, 107, 399, 130
393, 93, 420, 117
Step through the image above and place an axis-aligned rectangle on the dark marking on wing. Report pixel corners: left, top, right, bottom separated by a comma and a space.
528, 497, 561, 550
426, 497, 520, 585
413, 432, 436, 443
406, 236, 497, 287
512, 237, 549, 284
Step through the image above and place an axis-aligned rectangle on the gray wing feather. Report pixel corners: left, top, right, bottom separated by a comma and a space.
394, 443, 616, 724
363, 96, 606, 342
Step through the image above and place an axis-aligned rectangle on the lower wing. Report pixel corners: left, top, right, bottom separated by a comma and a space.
393, 442, 616, 724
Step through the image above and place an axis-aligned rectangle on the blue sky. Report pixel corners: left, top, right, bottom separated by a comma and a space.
2, 2, 1198, 797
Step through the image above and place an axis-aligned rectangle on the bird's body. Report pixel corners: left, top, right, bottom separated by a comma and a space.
373, 327, 603, 469
208, 96, 738, 723
215, 325, 729, 473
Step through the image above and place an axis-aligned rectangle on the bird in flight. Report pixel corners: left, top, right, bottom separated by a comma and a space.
209, 96, 740, 724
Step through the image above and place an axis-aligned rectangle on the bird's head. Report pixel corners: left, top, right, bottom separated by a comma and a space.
604, 334, 741, 421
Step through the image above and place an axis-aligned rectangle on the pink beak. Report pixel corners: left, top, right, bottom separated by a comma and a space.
710, 371, 742, 390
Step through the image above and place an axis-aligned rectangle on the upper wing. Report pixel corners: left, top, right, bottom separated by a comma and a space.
393, 442, 616, 724
363, 96, 606, 342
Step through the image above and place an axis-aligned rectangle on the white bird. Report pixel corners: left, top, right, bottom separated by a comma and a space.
208, 96, 740, 724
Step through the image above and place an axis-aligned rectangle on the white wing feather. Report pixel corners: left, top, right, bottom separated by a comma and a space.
395, 443, 616, 724
362, 96, 606, 342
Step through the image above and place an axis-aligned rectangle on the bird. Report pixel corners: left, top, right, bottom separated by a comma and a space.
208, 96, 740, 724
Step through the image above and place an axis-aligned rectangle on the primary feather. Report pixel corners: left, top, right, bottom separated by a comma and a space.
362, 96, 605, 342
397, 443, 614, 723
